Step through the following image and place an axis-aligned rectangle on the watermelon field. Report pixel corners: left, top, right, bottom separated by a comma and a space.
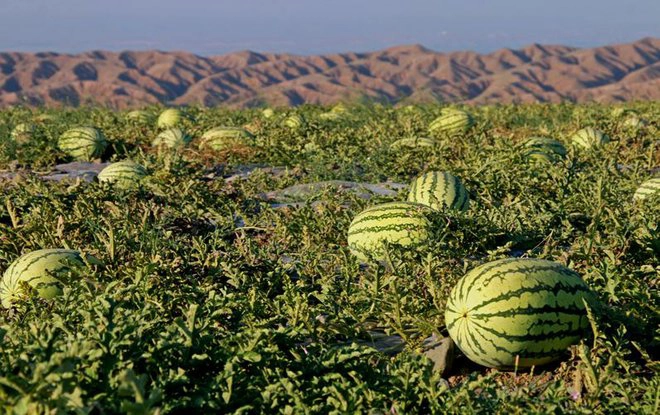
0, 103, 658, 413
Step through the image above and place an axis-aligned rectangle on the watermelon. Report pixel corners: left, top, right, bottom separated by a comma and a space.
610, 107, 636, 119
571, 127, 610, 149
523, 137, 567, 158
58, 127, 107, 161
390, 137, 437, 149
157, 108, 184, 129
0, 249, 101, 308
445, 258, 595, 369
11, 123, 36, 143
621, 116, 646, 130
347, 202, 432, 262
152, 128, 191, 149
633, 177, 660, 201
319, 111, 343, 121
331, 103, 349, 114
199, 127, 254, 151
429, 109, 473, 137
35, 114, 57, 123
97, 160, 148, 188
262, 108, 275, 119
126, 110, 154, 124
408, 171, 469, 212
525, 149, 558, 165
282, 114, 306, 129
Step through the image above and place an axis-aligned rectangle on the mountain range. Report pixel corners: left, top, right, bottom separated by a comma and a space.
1, 37, 658, 108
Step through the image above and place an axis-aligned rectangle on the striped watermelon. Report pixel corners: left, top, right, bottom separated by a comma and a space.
0, 249, 101, 308
347, 202, 432, 262
525, 149, 558, 165
571, 127, 610, 149
35, 114, 57, 123
428, 109, 473, 137
390, 137, 437, 149
97, 160, 148, 188
408, 171, 469, 212
126, 110, 154, 124
621, 116, 646, 130
319, 111, 343, 121
152, 128, 191, 149
199, 127, 254, 151
282, 114, 306, 129
523, 137, 567, 157
11, 123, 36, 143
633, 177, 660, 201
157, 108, 184, 129
58, 127, 107, 161
331, 103, 349, 114
610, 107, 636, 119
445, 258, 595, 369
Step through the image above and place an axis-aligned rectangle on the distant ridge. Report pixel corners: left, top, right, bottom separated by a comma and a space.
1, 37, 659, 108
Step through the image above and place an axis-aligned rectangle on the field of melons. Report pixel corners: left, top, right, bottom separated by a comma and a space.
0, 103, 658, 413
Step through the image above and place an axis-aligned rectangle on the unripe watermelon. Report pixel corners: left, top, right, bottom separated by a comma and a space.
347, 202, 432, 262
523, 137, 567, 157
11, 123, 36, 143
199, 127, 254, 151
126, 110, 154, 124
58, 127, 107, 161
633, 177, 660, 201
282, 114, 306, 129
571, 127, 610, 149
390, 137, 437, 149
0, 249, 101, 308
429, 109, 473, 137
97, 160, 148, 188
445, 258, 595, 369
152, 128, 191, 149
408, 171, 469, 212
157, 108, 184, 129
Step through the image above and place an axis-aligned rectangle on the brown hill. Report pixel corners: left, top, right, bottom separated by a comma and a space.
1, 38, 658, 108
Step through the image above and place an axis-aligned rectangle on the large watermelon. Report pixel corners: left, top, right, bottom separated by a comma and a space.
199, 127, 254, 151
428, 109, 473, 137
571, 127, 610, 149
157, 108, 184, 129
408, 171, 469, 212
523, 137, 567, 158
152, 128, 191, 149
0, 249, 101, 308
633, 177, 660, 201
58, 127, 108, 161
445, 258, 595, 369
97, 160, 148, 188
347, 202, 432, 262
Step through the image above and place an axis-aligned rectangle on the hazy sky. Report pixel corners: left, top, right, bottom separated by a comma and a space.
1, 0, 658, 55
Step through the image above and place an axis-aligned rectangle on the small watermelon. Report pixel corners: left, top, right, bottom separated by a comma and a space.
390, 137, 438, 149
11, 123, 36, 143
282, 114, 306, 129
408, 171, 469, 212
126, 110, 154, 124
347, 202, 432, 262
0, 249, 102, 308
157, 108, 184, 129
523, 137, 567, 158
152, 128, 191, 149
525, 149, 559, 165
58, 127, 107, 161
262, 108, 275, 119
429, 109, 474, 137
199, 127, 254, 151
97, 160, 148, 188
571, 127, 610, 149
445, 258, 595, 369
633, 177, 660, 201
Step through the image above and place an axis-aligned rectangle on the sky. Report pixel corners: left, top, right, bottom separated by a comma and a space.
1, 0, 658, 55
